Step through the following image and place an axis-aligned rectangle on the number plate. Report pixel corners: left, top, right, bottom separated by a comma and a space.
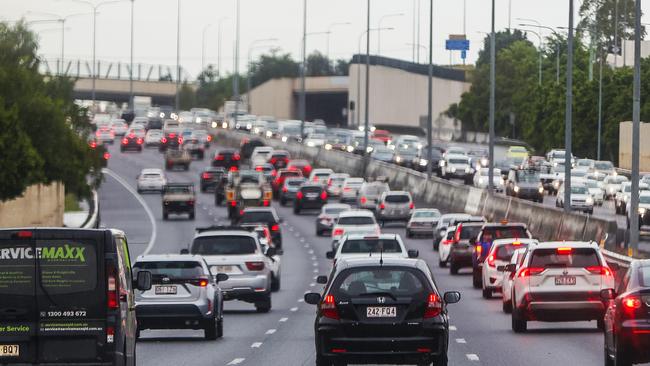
306, 193, 318, 199
0, 345, 19, 357
555, 276, 576, 286
155, 285, 177, 295
366, 306, 397, 318
217, 265, 234, 273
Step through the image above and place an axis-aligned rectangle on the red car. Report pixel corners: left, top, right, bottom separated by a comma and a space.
372, 129, 392, 144
287, 159, 312, 177
272, 169, 303, 196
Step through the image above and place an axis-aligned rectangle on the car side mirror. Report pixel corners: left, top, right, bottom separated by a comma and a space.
326, 251, 335, 259
407, 249, 419, 258
316, 275, 328, 284
135, 270, 152, 291
304, 292, 321, 305
600, 288, 616, 300
215, 273, 229, 283
443, 291, 461, 304
266, 247, 277, 257
276, 248, 284, 255
180, 248, 189, 255
504, 264, 517, 272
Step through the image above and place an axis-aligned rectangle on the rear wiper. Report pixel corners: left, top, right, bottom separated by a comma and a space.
357, 292, 397, 301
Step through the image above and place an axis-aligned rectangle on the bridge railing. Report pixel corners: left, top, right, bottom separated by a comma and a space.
38, 58, 194, 83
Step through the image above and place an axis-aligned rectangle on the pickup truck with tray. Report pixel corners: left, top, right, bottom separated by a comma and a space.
163, 183, 196, 220
225, 170, 273, 220
165, 148, 191, 170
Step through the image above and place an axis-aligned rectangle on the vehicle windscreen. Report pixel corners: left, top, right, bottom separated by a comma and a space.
239, 174, 260, 184
413, 210, 440, 218
449, 158, 468, 165
165, 186, 192, 194
529, 248, 600, 268
480, 226, 529, 243
460, 226, 482, 240
338, 216, 375, 225
192, 236, 257, 255
385, 195, 410, 203
133, 261, 203, 279
517, 171, 540, 182
595, 161, 614, 170
240, 212, 275, 223
332, 267, 427, 298
340, 239, 401, 254
552, 152, 566, 159
495, 243, 528, 261
571, 186, 588, 194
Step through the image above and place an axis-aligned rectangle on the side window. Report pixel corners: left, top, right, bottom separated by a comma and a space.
617, 269, 631, 294
117, 237, 132, 291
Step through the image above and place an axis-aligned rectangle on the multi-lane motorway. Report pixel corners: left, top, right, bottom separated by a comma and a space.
100, 142, 612, 366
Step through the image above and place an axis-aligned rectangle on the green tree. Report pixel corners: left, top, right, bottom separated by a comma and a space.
306, 51, 332, 76
334, 59, 350, 76
248, 50, 299, 88
578, 0, 643, 49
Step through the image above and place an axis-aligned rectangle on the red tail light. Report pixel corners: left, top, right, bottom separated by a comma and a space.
229, 166, 238, 172
296, 191, 304, 200
271, 224, 279, 231
103, 152, 111, 160
623, 296, 642, 310
207, 135, 213, 141
409, 202, 415, 209
89, 141, 97, 149
255, 166, 263, 171
271, 170, 277, 177
487, 254, 496, 267
169, 133, 176, 138
187, 200, 195, 206
518, 267, 545, 278
233, 154, 241, 161
320, 191, 328, 200
423, 293, 442, 318
178, 137, 183, 144
239, 210, 244, 216
304, 165, 312, 174
321, 294, 339, 320
215, 155, 225, 161
202, 172, 212, 179
360, 196, 367, 204
270, 157, 277, 164
161, 137, 168, 144
137, 138, 143, 144
263, 200, 270, 206
585, 266, 612, 276
107, 264, 119, 310
245, 261, 265, 271
379, 203, 385, 210
282, 187, 288, 193
121, 138, 128, 145
333, 228, 344, 236
454, 224, 462, 243
230, 201, 237, 207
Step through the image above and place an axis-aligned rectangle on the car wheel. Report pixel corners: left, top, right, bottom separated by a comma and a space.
613, 336, 631, 366
294, 207, 300, 215
438, 258, 447, 267
255, 296, 272, 313
482, 288, 492, 299
502, 300, 512, 313
472, 271, 482, 289
431, 350, 448, 366
162, 211, 168, 220
280, 198, 287, 206
204, 318, 218, 340
449, 262, 459, 275
597, 319, 605, 330
137, 188, 142, 194
271, 274, 281, 292
217, 318, 224, 338
511, 308, 527, 333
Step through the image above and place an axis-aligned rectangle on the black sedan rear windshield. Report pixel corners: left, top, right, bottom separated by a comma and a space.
165, 186, 192, 194
460, 226, 482, 240
529, 248, 600, 268
240, 212, 276, 223
332, 267, 427, 297
385, 195, 410, 203
340, 239, 401, 254
134, 261, 204, 279
480, 226, 529, 243
192, 236, 257, 255
338, 216, 375, 225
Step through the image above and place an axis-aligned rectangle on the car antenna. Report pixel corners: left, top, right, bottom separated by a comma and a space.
379, 242, 384, 266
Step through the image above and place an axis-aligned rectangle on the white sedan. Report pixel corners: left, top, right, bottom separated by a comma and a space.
136, 168, 167, 193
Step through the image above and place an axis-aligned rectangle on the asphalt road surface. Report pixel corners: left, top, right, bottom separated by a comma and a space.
99, 142, 633, 366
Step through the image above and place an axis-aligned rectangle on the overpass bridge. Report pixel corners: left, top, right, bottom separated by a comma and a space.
40, 58, 195, 105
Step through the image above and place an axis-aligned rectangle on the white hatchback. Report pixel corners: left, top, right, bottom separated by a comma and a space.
481, 238, 537, 299
326, 233, 417, 263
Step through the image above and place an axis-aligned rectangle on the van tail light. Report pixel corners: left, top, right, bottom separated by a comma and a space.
585, 266, 612, 276
169, 133, 176, 138
423, 293, 442, 318
475, 245, 482, 255
255, 166, 263, 171
263, 200, 270, 206
107, 264, 119, 310
137, 138, 143, 144
103, 152, 111, 160
233, 154, 241, 161
379, 203, 385, 210
202, 172, 212, 179
271, 224, 280, 231
178, 137, 183, 144
622, 296, 642, 310
487, 254, 496, 267
106, 326, 115, 344
282, 187, 288, 193
207, 135, 213, 142
121, 138, 128, 145
409, 202, 415, 209
360, 196, 367, 204
296, 191, 304, 200
245, 261, 265, 271
454, 224, 462, 243
518, 267, 545, 278
333, 228, 344, 237
230, 201, 237, 207
320, 191, 328, 200
321, 294, 340, 320
215, 155, 225, 161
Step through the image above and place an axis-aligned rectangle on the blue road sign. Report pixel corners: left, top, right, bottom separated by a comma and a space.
445, 39, 470, 51
461, 50, 467, 59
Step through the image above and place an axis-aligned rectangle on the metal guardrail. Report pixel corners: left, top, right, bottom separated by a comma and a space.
81, 190, 100, 229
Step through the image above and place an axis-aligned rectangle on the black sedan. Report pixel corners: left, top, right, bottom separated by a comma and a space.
120, 133, 143, 152
294, 183, 328, 214
200, 167, 225, 193
305, 257, 460, 366
212, 149, 241, 171
603, 259, 650, 366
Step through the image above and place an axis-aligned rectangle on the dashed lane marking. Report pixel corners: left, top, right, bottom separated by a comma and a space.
251, 342, 262, 348
308, 249, 314, 254
289, 227, 294, 231
312, 262, 318, 267
290, 307, 298, 312
311, 256, 317, 260
313, 269, 319, 273
309, 283, 315, 287
466, 354, 480, 361
456, 338, 467, 344
449, 325, 457, 331
265, 329, 276, 335
300, 238, 305, 242
279, 317, 288, 322
227, 358, 245, 365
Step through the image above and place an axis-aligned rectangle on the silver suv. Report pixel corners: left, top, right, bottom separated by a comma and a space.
357, 181, 390, 212
133, 254, 227, 340
183, 226, 276, 313
376, 191, 414, 226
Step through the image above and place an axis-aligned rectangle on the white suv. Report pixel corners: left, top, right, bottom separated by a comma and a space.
481, 238, 537, 299
509, 241, 615, 332
331, 210, 380, 248
326, 233, 418, 263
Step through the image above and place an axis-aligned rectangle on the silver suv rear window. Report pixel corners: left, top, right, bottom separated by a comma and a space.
385, 195, 409, 203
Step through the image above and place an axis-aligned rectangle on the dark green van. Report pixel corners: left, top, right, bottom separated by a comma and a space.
0, 228, 151, 365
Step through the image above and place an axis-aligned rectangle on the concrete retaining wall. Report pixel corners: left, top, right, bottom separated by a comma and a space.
0, 182, 65, 227
216, 130, 618, 249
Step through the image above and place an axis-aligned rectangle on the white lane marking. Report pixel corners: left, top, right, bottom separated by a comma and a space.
308, 249, 314, 254
289, 227, 294, 231
313, 269, 319, 273
311, 256, 317, 260
449, 325, 457, 331
251, 342, 262, 348
265, 329, 276, 335
299, 238, 305, 242
103, 169, 157, 255
208, 211, 214, 216
312, 262, 318, 266
466, 354, 480, 361
279, 317, 288, 322
294, 233, 300, 237
304, 244, 309, 248
298, 299, 304, 303
456, 338, 467, 344
290, 307, 298, 312
227, 359, 245, 365
309, 283, 315, 287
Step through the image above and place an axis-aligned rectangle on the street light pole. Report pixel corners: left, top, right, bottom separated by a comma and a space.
630, 0, 641, 253
326, 22, 350, 60
234, 0, 240, 126
519, 21, 562, 84
129, 0, 134, 109
517, 28, 542, 85
377, 12, 404, 55
201, 24, 214, 73
299, 0, 307, 138
488, 0, 496, 194
217, 17, 229, 77
564, 0, 574, 213
363, 0, 370, 153
426, 0, 433, 178
597, 47, 603, 160
175, 0, 180, 110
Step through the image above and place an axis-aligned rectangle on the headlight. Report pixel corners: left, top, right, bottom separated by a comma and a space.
639, 207, 647, 215
416, 143, 423, 149
370, 126, 376, 132
159, 112, 165, 118
612, 171, 618, 176
481, 158, 488, 166
358, 126, 364, 132
281, 136, 288, 142
246, 123, 252, 130
307, 141, 315, 147
586, 196, 594, 205
449, 167, 456, 173
553, 181, 560, 189
395, 156, 402, 163
514, 186, 520, 193
538, 186, 544, 194
222, 122, 228, 129
211, 121, 217, 128
171, 113, 178, 120
196, 117, 202, 123
235, 123, 240, 129
325, 144, 332, 150
419, 159, 428, 166
346, 145, 354, 153
478, 177, 484, 185
388, 145, 395, 150
439, 160, 446, 167
464, 167, 470, 173
266, 131, 273, 137
366, 146, 374, 153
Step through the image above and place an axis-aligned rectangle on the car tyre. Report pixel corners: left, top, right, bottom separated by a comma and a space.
255, 296, 272, 313
271, 274, 281, 292
294, 207, 301, 215
612, 336, 631, 366
472, 272, 482, 289
162, 211, 169, 220
431, 351, 448, 366
280, 197, 287, 206
438, 258, 447, 268
189, 211, 195, 220
511, 308, 527, 333
204, 318, 218, 340
449, 262, 459, 275
406, 230, 413, 238
482, 288, 492, 299
502, 299, 512, 313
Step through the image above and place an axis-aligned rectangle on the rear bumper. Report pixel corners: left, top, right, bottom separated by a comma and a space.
521, 300, 606, 321
378, 212, 411, 221
218, 275, 270, 302
617, 321, 650, 361
136, 303, 212, 329
406, 225, 434, 234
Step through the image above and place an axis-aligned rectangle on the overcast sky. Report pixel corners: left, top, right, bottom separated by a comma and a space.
4, 0, 649, 78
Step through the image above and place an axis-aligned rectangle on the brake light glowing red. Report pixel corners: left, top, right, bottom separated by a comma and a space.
270, 157, 277, 164
169, 133, 176, 138
89, 141, 97, 148
233, 154, 241, 161
360, 196, 367, 204
296, 191, 304, 200
320, 191, 328, 200
106, 326, 115, 343
518, 267, 544, 277
271, 224, 279, 231
229, 166, 238, 172
454, 224, 462, 243
623, 296, 642, 310
333, 228, 344, 236
202, 172, 212, 179
207, 135, 212, 141
121, 138, 128, 145
263, 200, 270, 206
409, 202, 415, 209
178, 137, 183, 144
282, 187, 288, 193
423, 293, 442, 318
107, 265, 119, 310
271, 170, 277, 177
230, 201, 237, 207
245, 261, 265, 271
137, 138, 143, 144
161, 137, 168, 144
585, 266, 612, 276
321, 294, 339, 320
215, 155, 225, 161
103, 152, 111, 160
442, 239, 453, 246
557, 247, 573, 255
379, 203, 385, 210
331, 348, 346, 353
16, 230, 33, 238
255, 166, 263, 171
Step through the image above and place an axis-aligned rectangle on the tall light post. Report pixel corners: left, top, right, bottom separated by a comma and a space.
630, 0, 641, 253
64, 0, 125, 109
563, 0, 574, 214
217, 17, 229, 77
129, 0, 134, 109
201, 23, 215, 73
234, 0, 241, 127
377, 12, 404, 54
488, 0, 496, 194
299, 0, 307, 138
326, 22, 350, 59
247, 38, 278, 111
356, 27, 393, 128
518, 21, 562, 84
176, 0, 181, 110
516, 28, 542, 85
426, 0, 433, 178
363, 0, 371, 154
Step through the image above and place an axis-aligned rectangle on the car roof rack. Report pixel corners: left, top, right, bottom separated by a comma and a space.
195, 225, 255, 233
